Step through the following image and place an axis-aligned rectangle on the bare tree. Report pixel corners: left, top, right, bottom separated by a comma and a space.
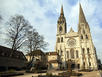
26, 29, 48, 60
32, 31, 48, 51
7, 15, 32, 52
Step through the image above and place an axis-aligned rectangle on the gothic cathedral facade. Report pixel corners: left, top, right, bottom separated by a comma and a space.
55, 4, 98, 70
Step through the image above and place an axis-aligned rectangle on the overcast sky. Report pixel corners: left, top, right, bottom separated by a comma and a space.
0, 0, 102, 61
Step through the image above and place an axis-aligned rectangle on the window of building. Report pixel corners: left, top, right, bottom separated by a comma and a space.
89, 62, 91, 66
61, 37, 63, 42
82, 48, 85, 54
83, 29, 85, 34
61, 50, 63, 56
58, 50, 59, 55
70, 49, 74, 59
67, 51, 69, 58
87, 48, 89, 54
57, 37, 60, 43
83, 62, 85, 66
76, 50, 79, 58
86, 35, 88, 39
81, 35, 83, 39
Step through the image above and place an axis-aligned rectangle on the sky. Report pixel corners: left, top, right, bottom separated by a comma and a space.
0, 0, 102, 61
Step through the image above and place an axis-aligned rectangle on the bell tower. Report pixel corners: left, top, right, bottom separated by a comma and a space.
57, 5, 67, 35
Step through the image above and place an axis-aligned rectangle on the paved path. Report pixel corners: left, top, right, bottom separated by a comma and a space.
99, 70, 102, 77
14, 73, 46, 77
79, 71, 101, 77
14, 70, 102, 77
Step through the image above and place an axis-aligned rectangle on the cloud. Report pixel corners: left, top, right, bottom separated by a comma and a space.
0, 0, 102, 62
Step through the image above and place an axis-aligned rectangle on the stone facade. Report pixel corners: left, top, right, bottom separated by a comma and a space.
55, 4, 98, 70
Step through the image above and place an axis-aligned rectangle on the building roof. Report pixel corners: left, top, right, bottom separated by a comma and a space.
46, 52, 58, 55
0, 45, 27, 68
26, 50, 45, 56
0, 45, 26, 60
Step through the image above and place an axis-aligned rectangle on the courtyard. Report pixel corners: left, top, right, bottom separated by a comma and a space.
13, 70, 102, 77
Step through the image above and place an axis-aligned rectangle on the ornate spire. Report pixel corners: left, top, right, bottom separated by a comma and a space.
79, 3, 86, 23
58, 5, 65, 21
61, 5, 64, 15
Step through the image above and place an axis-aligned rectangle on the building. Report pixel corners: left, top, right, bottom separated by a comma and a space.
0, 45, 27, 71
46, 52, 60, 69
26, 50, 46, 63
55, 4, 98, 70
26, 50, 47, 70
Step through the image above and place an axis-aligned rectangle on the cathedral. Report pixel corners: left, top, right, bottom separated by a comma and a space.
55, 4, 98, 70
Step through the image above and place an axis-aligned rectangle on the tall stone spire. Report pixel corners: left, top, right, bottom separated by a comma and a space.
61, 5, 64, 15
57, 5, 67, 34
79, 4, 86, 23
58, 5, 65, 19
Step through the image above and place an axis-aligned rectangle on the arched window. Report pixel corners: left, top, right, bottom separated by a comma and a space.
81, 35, 83, 39
67, 51, 69, 58
86, 35, 88, 39
87, 48, 89, 54
76, 50, 79, 58
83, 62, 85, 66
89, 62, 91, 66
70, 49, 74, 59
61, 50, 63, 56
82, 48, 85, 54
61, 37, 63, 42
57, 37, 60, 43
83, 29, 85, 34
58, 50, 59, 55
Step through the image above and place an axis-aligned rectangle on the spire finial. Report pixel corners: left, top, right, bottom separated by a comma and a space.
61, 5, 64, 15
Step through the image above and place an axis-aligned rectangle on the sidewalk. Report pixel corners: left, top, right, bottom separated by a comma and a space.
14, 70, 102, 77
79, 71, 101, 77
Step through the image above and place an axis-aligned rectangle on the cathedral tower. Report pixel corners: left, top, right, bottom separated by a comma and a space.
78, 4, 98, 70
57, 5, 67, 35
78, 4, 90, 39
